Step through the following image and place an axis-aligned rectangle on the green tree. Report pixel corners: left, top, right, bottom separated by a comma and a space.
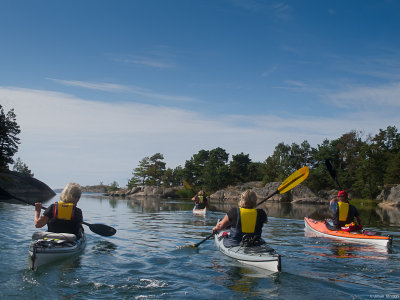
182, 147, 231, 192
12, 157, 34, 177
0, 105, 21, 170
128, 156, 150, 187
202, 147, 230, 191
128, 153, 166, 187
182, 149, 210, 186
264, 141, 311, 182
146, 153, 166, 186
308, 139, 338, 192
332, 130, 365, 193
108, 181, 119, 191
161, 166, 183, 187
247, 162, 266, 182
229, 152, 251, 184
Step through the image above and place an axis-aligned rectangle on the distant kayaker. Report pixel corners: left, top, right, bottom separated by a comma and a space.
192, 190, 207, 209
329, 190, 362, 230
34, 182, 84, 237
212, 190, 267, 247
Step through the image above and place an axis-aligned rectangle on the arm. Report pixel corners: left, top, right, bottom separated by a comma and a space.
354, 208, 362, 225
34, 203, 49, 228
212, 214, 230, 234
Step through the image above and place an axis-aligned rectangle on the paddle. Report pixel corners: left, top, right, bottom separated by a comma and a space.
256, 166, 310, 207
179, 166, 310, 248
0, 188, 116, 237
325, 159, 342, 190
325, 159, 364, 226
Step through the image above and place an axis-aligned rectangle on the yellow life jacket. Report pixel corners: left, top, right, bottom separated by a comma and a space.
338, 202, 349, 222
55, 201, 75, 221
197, 195, 203, 204
240, 207, 257, 233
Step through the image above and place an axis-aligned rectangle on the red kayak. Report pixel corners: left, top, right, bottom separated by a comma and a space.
304, 217, 392, 247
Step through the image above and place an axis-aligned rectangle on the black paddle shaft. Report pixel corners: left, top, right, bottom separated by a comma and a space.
325, 159, 342, 190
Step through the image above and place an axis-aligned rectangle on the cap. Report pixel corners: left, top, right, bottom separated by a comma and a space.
338, 191, 348, 198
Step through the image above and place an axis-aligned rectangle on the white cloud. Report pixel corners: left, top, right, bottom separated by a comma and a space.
1, 86, 398, 188
48, 78, 197, 103
328, 82, 400, 108
47, 78, 132, 93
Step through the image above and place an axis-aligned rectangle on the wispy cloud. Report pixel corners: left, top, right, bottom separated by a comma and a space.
261, 65, 278, 77
116, 55, 175, 69
47, 78, 132, 93
48, 78, 197, 103
328, 82, 400, 108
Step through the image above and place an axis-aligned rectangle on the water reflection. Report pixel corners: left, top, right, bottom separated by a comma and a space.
211, 263, 278, 297
91, 240, 117, 255
85, 193, 400, 226
211, 201, 400, 226
126, 197, 194, 213
376, 206, 400, 226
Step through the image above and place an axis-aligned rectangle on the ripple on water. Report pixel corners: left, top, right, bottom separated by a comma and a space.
1, 197, 400, 299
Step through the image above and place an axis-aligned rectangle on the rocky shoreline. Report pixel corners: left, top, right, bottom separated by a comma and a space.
103, 181, 400, 207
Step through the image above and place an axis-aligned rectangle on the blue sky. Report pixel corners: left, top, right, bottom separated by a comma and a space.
1, 0, 400, 189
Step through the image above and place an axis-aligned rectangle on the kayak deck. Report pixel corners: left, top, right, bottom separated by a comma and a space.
28, 231, 86, 269
214, 231, 281, 272
304, 217, 392, 247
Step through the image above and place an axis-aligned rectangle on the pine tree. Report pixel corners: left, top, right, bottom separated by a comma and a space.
0, 105, 21, 170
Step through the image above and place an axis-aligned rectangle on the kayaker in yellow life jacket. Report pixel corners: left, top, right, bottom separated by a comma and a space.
192, 190, 207, 209
212, 190, 267, 247
34, 183, 84, 237
329, 190, 361, 230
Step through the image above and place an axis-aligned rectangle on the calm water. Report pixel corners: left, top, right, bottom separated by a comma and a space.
1, 194, 399, 299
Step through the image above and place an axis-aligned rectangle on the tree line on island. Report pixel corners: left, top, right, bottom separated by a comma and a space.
1, 105, 399, 199
127, 126, 400, 199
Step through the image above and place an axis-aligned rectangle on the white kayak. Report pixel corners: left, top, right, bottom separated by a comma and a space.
28, 231, 86, 269
214, 230, 281, 272
193, 206, 207, 215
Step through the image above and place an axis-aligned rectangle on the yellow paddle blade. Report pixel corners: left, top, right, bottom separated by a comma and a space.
278, 166, 309, 194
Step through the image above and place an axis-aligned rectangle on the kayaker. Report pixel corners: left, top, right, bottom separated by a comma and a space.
34, 182, 84, 237
212, 190, 267, 247
329, 190, 362, 230
192, 190, 207, 209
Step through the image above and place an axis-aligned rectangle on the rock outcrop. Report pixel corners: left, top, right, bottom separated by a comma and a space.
106, 186, 182, 198
377, 184, 400, 207
80, 185, 108, 193
210, 181, 322, 204
0, 171, 55, 204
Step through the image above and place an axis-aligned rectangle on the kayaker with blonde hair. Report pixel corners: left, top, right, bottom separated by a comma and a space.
192, 190, 207, 209
212, 190, 267, 247
34, 183, 84, 237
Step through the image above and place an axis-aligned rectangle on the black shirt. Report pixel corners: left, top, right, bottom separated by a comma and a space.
330, 201, 359, 228
44, 203, 83, 236
227, 207, 267, 231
